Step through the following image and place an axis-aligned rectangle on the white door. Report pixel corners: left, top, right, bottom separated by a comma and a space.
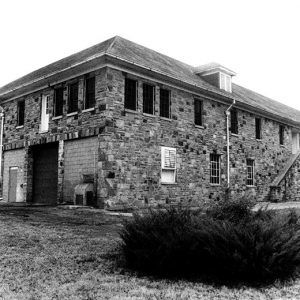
292, 132, 299, 154
40, 95, 50, 132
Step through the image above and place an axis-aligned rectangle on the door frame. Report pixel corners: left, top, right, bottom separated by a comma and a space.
40, 94, 50, 133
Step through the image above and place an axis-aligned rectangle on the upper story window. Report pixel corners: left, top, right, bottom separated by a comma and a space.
68, 82, 78, 113
210, 153, 220, 185
161, 146, 176, 184
246, 159, 255, 186
143, 83, 155, 115
160, 88, 170, 118
220, 73, 232, 92
230, 108, 238, 134
194, 98, 203, 126
54, 87, 64, 117
84, 76, 95, 109
255, 117, 262, 139
17, 100, 25, 126
124, 78, 137, 110
279, 125, 284, 145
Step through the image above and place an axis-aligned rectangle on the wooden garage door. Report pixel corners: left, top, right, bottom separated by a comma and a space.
33, 143, 58, 205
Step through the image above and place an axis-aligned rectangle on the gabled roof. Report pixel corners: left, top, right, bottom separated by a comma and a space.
0, 36, 300, 124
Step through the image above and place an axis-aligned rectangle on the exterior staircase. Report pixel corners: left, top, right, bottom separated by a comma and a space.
269, 150, 300, 202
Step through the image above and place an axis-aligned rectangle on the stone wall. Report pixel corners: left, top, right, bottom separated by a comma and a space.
97, 67, 293, 208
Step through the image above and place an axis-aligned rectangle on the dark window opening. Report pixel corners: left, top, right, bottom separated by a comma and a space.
85, 76, 95, 109
255, 118, 262, 139
210, 153, 220, 185
54, 87, 64, 117
68, 82, 78, 113
230, 108, 238, 134
279, 125, 284, 145
143, 84, 154, 115
160, 88, 170, 118
124, 78, 137, 110
194, 98, 203, 126
17, 100, 25, 126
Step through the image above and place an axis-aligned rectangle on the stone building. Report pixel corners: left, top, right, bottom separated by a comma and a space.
0, 36, 300, 208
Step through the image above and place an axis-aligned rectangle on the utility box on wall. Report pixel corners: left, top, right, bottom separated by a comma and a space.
74, 183, 94, 206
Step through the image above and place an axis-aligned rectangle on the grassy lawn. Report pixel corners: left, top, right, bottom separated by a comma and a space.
0, 206, 299, 299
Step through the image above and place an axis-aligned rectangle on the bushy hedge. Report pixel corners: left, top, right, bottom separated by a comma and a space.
120, 201, 300, 285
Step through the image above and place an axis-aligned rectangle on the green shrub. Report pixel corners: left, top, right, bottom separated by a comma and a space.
119, 203, 300, 285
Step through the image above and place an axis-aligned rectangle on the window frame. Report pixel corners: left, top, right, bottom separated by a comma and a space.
246, 159, 255, 187
159, 88, 171, 119
84, 76, 96, 110
53, 87, 64, 117
255, 117, 262, 140
220, 73, 232, 92
67, 81, 79, 114
210, 153, 221, 185
124, 78, 137, 111
230, 108, 238, 134
161, 146, 176, 184
143, 83, 155, 115
17, 100, 25, 127
194, 98, 203, 126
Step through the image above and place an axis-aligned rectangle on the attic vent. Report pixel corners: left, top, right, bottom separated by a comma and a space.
194, 62, 236, 93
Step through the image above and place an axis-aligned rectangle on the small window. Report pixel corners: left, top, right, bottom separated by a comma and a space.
161, 147, 176, 184
124, 78, 137, 110
85, 76, 95, 109
246, 159, 255, 186
17, 100, 25, 126
230, 108, 238, 134
210, 154, 220, 185
279, 125, 284, 145
54, 87, 64, 117
255, 118, 262, 139
160, 88, 170, 118
143, 83, 154, 115
194, 98, 203, 126
68, 82, 78, 113
220, 73, 232, 92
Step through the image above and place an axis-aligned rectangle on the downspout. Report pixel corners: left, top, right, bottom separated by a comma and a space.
0, 106, 4, 197
225, 99, 236, 189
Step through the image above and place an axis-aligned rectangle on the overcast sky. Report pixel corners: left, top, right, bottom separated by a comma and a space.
1, 0, 299, 110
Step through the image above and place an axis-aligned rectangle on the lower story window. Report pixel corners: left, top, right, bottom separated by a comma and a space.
161, 147, 176, 184
210, 153, 220, 185
246, 159, 255, 186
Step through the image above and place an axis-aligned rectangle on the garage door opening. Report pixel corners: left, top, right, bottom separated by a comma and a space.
32, 142, 58, 205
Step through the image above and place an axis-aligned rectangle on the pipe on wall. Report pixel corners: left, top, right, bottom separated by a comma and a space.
0, 106, 4, 198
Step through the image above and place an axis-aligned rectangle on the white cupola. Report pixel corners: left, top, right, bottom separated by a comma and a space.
194, 62, 236, 93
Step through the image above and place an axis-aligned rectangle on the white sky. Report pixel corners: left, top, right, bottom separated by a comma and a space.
0, 0, 299, 110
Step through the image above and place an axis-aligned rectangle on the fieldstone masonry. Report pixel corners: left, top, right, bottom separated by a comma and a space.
1, 66, 299, 207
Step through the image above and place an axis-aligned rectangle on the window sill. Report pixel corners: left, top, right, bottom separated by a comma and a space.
39, 130, 48, 134
159, 116, 172, 121
124, 109, 138, 114
82, 107, 95, 113
195, 125, 204, 129
52, 116, 62, 120
210, 183, 221, 186
230, 133, 239, 137
161, 182, 177, 185
67, 112, 78, 117
142, 113, 156, 118
256, 138, 262, 141
16, 125, 24, 129
246, 185, 255, 188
